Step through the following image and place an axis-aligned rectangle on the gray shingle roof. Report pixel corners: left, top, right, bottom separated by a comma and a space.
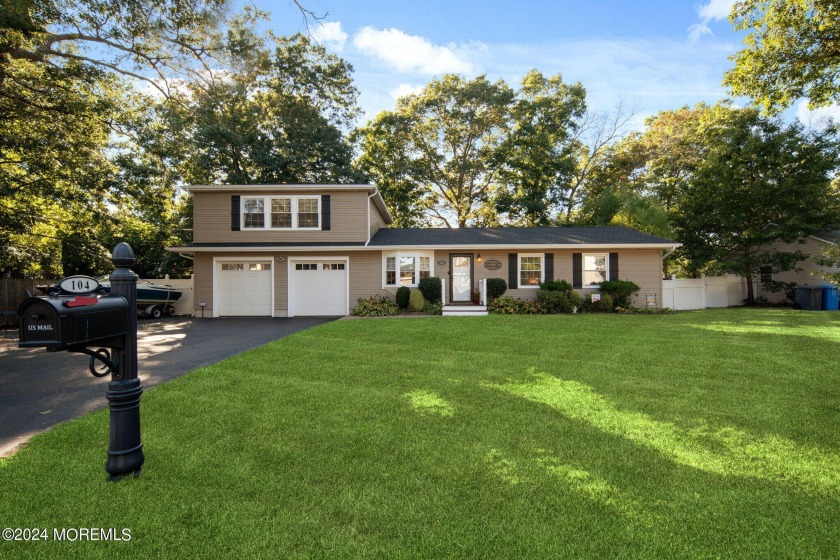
368, 226, 678, 246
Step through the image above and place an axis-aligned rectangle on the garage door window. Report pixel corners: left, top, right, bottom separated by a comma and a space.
250, 263, 271, 271
323, 263, 345, 270
296, 263, 317, 271
222, 263, 244, 271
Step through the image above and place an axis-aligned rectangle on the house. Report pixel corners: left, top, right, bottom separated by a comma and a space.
167, 184, 681, 317
756, 232, 840, 303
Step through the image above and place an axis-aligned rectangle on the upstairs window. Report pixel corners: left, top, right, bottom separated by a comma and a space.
243, 198, 265, 228
242, 196, 320, 229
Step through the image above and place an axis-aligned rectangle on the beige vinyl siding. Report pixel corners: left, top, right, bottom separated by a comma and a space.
435, 248, 663, 307
369, 199, 388, 238
193, 191, 369, 243
757, 236, 839, 302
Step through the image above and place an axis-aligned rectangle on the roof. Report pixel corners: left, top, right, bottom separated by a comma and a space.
367, 226, 679, 248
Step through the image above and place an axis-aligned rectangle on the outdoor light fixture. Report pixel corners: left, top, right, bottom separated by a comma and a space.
476, 253, 483, 263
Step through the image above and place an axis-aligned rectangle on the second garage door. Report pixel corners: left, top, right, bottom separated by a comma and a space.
290, 260, 348, 316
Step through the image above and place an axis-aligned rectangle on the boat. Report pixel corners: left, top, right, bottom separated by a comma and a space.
36, 278, 182, 318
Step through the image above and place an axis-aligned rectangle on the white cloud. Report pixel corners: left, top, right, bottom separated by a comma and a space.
352, 26, 477, 75
796, 100, 840, 128
389, 83, 424, 100
311, 21, 348, 51
689, 0, 736, 42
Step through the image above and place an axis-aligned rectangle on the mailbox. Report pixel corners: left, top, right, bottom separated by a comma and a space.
19, 294, 128, 351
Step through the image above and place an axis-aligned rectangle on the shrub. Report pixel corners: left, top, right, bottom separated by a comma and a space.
598, 280, 640, 309
536, 290, 569, 313
409, 290, 426, 311
539, 279, 574, 295
422, 302, 443, 315
418, 276, 442, 303
488, 296, 544, 314
395, 286, 411, 309
352, 294, 399, 317
762, 280, 797, 304
580, 293, 613, 313
486, 278, 507, 300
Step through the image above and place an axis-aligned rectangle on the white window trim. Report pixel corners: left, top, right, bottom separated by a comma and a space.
241, 196, 320, 230
212, 257, 275, 318
518, 253, 544, 289
287, 256, 350, 317
382, 251, 435, 288
583, 253, 610, 288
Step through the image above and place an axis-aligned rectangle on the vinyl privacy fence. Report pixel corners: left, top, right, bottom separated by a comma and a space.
662, 274, 748, 310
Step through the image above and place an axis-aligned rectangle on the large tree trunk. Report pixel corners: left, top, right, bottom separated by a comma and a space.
745, 274, 755, 304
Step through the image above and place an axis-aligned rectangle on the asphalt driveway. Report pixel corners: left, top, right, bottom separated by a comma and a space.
0, 316, 334, 457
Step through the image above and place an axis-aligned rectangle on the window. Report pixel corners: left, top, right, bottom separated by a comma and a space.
295, 263, 317, 271
323, 263, 345, 271
241, 196, 319, 229
249, 263, 271, 271
271, 198, 292, 228
760, 265, 772, 282
400, 256, 415, 285
383, 252, 434, 287
297, 198, 319, 228
221, 263, 244, 271
519, 254, 543, 287
420, 257, 430, 279
584, 254, 608, 286
243, 198, 265, 228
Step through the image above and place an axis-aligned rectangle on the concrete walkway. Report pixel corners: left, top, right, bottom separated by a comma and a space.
0, 316, 334, 457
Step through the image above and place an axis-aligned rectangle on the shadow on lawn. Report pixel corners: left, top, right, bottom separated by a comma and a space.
484, 369, 840, 495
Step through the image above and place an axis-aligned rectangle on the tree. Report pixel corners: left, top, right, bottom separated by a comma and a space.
493, 70, 586, 225
724, 0, 840, 113
672, 107, 840, 302
356, 74, 514, 228
168, 33, 361, 186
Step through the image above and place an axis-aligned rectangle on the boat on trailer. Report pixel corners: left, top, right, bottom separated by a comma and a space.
36, 278, 182, 319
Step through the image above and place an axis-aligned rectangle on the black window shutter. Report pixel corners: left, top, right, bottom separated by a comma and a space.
321, 195, 331, 231
544, 253, 554, 282
508, 253, 518, 289
609, 252, 619, 281
231, 196, 240, 231
572, 253, 582, 289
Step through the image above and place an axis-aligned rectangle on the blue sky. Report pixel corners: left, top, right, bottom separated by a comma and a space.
247, 0, 833, 129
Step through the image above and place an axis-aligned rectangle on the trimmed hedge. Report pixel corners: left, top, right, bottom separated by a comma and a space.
486, 278, 507, 300
418, 277, 442, 303
396, 286, 411, 309
598, 280, 639, 309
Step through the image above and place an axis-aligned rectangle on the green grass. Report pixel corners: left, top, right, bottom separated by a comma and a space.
1, 308, 839, 559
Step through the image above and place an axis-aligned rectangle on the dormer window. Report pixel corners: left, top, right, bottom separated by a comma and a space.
242, 196, 320, 230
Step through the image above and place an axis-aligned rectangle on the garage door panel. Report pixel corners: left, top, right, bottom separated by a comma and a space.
291, 260, 347, 316
217, 261, 272, 317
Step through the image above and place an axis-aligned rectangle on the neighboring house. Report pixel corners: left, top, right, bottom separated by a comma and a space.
756, 232, 840, 303
167, 184, 681, 317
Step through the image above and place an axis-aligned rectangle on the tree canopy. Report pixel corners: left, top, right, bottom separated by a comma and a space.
725, 0, 840, 113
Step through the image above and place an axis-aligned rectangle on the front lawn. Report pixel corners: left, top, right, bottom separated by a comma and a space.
1, 309, 838, 559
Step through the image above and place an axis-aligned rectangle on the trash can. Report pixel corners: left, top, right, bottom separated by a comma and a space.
818, 284, 839, 311
794, 285, 823, 311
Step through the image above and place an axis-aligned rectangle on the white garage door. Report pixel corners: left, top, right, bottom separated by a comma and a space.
217, 261, 273, 316
290, 261, 348, 316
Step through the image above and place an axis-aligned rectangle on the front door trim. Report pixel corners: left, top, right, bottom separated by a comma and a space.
449, 253, 474, 303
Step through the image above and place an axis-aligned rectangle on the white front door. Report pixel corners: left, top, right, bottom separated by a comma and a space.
451, 255, 473, 302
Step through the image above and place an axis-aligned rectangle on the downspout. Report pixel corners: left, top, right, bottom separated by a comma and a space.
365, 190, 376, 246
178, 253, 195, 261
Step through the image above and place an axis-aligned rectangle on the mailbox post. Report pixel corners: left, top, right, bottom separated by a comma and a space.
17, 242, 144, 481
105, 242, 144, 481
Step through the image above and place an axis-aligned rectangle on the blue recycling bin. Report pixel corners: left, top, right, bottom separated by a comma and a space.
818, 284, 839, 311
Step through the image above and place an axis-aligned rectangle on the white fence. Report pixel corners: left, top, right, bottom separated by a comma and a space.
662, 274, 747, 310
144, 277, 194, 315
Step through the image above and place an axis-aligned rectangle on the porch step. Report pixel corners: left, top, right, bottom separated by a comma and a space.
442, 304, 488, 317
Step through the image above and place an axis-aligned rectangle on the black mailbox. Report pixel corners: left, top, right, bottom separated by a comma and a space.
19, 294, 128, 351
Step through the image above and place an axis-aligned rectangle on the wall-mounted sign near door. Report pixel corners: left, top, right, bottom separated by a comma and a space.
483, 259, 502, 270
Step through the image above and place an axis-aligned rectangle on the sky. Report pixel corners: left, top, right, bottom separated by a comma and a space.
245, 0, 837, 130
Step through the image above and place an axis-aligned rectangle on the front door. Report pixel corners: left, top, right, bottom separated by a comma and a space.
450, 254, 473, 303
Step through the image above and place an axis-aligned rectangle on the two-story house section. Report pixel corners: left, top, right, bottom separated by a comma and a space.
169, 183, 681, 317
